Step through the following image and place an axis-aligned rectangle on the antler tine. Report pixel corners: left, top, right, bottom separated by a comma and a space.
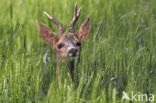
74, 3, 77, 16
69, 4, 81, 33
44, 11, 64, 34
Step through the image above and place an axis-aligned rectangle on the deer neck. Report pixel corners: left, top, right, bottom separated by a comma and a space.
69, 59, 75, 79
56, 56, 75, 78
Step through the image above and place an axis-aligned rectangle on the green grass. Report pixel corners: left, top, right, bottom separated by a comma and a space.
0, 0, 156, 102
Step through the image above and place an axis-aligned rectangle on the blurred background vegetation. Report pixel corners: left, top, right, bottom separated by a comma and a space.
0, 0, 156, 102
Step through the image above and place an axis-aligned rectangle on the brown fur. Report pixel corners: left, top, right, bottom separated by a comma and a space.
39, 4, 91, 80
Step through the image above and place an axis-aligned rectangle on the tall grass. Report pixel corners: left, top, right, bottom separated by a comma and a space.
0, 0, 156, 102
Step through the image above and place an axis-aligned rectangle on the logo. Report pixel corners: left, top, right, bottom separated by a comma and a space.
122, 91, 154, 102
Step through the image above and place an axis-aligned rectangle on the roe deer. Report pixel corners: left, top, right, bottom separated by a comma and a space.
39, 4, 91, 80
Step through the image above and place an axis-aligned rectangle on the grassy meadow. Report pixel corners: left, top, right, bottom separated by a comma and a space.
0, 0, 156, 102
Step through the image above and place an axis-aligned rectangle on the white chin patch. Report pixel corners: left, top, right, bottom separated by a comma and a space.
69, 53, 73, 57
68, 53, 77, 59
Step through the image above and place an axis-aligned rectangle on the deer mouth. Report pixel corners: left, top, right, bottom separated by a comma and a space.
68, 48, 78, 57
69, 51, 78, 57
69, 53, 77, 57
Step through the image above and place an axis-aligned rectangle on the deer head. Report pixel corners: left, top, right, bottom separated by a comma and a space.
39, 4, 91, 61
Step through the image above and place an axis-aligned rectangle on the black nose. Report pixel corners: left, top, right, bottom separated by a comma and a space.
68, 48, 78, 57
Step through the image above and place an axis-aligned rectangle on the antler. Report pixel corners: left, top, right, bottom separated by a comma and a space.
69, 3, 81, 33
44, 11, 64, 34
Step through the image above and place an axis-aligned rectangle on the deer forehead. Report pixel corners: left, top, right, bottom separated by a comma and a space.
58, 34, 79, 44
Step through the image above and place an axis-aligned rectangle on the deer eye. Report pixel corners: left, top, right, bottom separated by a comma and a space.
76, 42, 81, 46
58, 43, 64, 49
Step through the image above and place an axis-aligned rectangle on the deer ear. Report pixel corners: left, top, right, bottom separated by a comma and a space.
39, 23, 58, 48
77, 18, 91, 42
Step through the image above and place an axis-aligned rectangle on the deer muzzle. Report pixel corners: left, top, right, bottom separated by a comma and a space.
68, 48, 78, 57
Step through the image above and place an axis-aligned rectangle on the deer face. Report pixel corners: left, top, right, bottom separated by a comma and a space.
56, 33, 80, 58
39, 4, 91, 60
